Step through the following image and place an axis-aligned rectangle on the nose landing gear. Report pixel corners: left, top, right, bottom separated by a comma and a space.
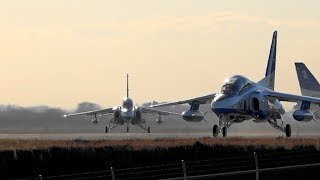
212, 115, 232, 137
147, 126, 151, 133
222, 127, 227, 137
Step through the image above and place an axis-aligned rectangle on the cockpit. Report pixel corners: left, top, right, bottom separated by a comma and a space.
123, 97, 133, 109
221, 75, 252, 96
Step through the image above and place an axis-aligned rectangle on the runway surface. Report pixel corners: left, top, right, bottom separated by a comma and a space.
0, 131, 319, 140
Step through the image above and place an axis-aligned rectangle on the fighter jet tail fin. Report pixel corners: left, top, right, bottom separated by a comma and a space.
295, 62, 320, 97
258, 31, 277, 90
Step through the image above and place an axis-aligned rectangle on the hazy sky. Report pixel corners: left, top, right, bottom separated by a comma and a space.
1, 0, 320, 109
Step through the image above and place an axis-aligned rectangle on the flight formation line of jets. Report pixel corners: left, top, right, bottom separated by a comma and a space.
63, 31, 320, 137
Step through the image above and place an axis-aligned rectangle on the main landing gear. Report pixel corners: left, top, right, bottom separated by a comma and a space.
105, 118, 118, 133
267, 114, 291, 137
222, 127, 227, 137
105, 126, 109, 133
136, 119, 151, 133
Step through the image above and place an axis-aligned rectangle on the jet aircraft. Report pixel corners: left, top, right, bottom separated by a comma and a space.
150, 31, 320, 137
63, 74, 179, 133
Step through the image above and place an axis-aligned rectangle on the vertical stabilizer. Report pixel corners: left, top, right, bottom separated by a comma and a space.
258, 31, 277, 90
295, 62, 320, 97
126, 74, 129, 98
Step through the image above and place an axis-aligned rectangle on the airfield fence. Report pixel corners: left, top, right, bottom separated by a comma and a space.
8, 150, 320, 180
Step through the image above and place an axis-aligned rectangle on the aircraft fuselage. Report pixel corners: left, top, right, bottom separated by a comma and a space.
120, 97, 137, 124
210, 75, 284, 123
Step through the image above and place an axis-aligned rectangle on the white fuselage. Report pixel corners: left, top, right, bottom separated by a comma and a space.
121, 97, 135, 123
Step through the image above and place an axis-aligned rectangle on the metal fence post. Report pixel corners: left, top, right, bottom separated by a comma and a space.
181, 160, 187, 179
254, 152, 259, 180
39, 175, 43, 180
110, 167, 115, 180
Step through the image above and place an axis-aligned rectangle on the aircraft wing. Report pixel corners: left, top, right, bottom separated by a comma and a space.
140, 107, 180, 116
62, 107, 114, 118
266, 91, 320, 105
148, 93, 216, 108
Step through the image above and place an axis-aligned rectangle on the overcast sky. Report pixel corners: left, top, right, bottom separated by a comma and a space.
1, 0, 320, 109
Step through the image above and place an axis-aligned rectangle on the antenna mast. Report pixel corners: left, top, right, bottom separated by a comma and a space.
126, 74, 129, 98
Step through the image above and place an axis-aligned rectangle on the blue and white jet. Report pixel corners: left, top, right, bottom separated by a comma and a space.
150, 31, 320, 137
63, 74, 179, 133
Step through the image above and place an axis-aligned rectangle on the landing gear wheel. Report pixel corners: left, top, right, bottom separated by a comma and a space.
105, 126, 109, 133
285, 124, 291, 137
147, 126, 151, 133
213, 125, 219, 137
222, 127, 227, 137
126, 126, 129, 133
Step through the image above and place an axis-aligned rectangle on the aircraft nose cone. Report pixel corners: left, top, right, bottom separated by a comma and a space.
210, 101, 219, 112
211, 99, 220, 109
211, 94, 229, 114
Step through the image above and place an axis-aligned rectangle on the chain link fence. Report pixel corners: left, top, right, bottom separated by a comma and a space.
9, 150, 320, 180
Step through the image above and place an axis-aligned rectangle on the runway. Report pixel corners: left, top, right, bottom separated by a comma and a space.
0, 131, 319, 140
0, 133, 212, 140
